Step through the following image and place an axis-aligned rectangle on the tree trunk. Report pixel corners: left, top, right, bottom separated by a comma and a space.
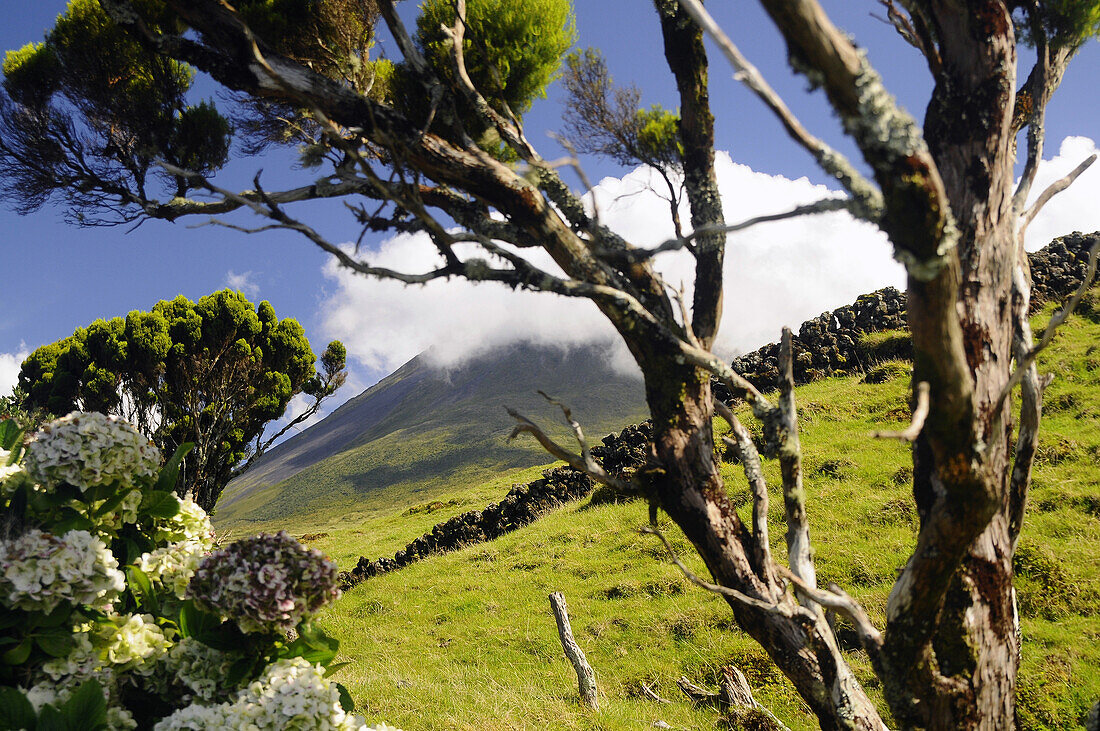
905, 4, 1020, 727
641, 359, 885, 730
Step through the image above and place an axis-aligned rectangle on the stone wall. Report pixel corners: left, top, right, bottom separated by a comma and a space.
339, 231, 1097, 589
715, 231, 1098, 398
339, 422, 652, 589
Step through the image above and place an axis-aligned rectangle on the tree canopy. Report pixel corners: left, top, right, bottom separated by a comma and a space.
2, 0, 1098, 727
18, 289, 346, 511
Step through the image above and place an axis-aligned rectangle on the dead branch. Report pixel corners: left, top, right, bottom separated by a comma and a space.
775, 565, 883, 653
641, 526, 806, 619
775, 328, 816, 606
601, 197, 861, 265
997, 240, 1099, 410
871, 382, 930, 441
675, 0, 883, 222
506, 406, 633, 493
719, 411, 775, 580
640, 683, 671, 704
549, 592, 599, 710
1021, 154, 1097, 229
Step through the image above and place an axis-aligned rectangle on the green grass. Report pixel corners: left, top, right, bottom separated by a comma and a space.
260, 303, 1097, 730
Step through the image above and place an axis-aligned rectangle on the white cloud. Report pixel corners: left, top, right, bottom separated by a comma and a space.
1022, 136, 1100, 251
225, 270, 261, 299
319, 139, 1098, 380
0, 346, 30, 399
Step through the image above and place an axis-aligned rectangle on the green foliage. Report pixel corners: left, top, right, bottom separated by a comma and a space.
561, 48, 683, 172
415, 0, 575, 116
634, 104, 683, 166
1017, 0, 1100, 47
17, 290, 343, 511
0, 0, 231, 221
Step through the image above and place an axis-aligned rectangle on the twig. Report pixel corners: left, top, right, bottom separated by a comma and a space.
996, 240, 1099, 410
506, 407, 632, 493
774, 565, 883, 653
1021, 155, 1097, 229
600, 197, 858, 265
640, 683, 671, 704
871, 382, 930, 441
640, 526, 803, 618
675, 0, 883, 221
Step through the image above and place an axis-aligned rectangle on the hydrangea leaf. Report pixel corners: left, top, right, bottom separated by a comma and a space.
0, 686, 37, 731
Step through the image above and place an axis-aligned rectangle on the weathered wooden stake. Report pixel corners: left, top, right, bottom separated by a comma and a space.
548, 591, 598, 710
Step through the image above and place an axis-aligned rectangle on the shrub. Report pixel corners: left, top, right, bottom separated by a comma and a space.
0, 412, 398, 730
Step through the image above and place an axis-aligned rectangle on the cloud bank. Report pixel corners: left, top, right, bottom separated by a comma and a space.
319, 138, 1099, 380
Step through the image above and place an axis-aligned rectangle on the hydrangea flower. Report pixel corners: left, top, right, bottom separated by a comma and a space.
188, 531, 340, 634
153, 497, 215, 547
160, 637, 240, 702
21, 680, 137, 730
100, 613, 173, 674
24, 412, 160, 492
139, 538, 210, 599
153, 658, 396, 731
0, 529, 124, 611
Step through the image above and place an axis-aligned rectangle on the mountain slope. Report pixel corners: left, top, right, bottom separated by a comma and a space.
214, 342, 647, 527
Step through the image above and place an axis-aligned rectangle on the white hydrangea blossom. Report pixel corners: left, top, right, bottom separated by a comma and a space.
0, 529, 124, 611
101, 613, 173, 674
153, 658, 399, 731
20, 680, 137, 730
139, 538, 209, 599
24, 412, 160, 492
160, 637, 240, 702
154, 497, 215, 548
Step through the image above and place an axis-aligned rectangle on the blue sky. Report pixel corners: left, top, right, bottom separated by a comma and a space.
1, 2, 1098, 428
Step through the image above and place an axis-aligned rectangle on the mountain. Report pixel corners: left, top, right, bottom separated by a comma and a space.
214, 342, 648, 527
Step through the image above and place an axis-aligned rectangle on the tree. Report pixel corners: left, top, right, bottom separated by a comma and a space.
2, 0, 1098, 727
17, 289, 347, 511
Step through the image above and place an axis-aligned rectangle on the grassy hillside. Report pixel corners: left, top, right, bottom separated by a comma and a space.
284, 300, 1099, 730
215, 343, 648, 530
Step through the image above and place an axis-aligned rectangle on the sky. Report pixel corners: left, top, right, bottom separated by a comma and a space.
1, 2, 1098, 433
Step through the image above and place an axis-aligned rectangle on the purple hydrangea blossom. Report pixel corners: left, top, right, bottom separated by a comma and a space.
187, 531, 340, 634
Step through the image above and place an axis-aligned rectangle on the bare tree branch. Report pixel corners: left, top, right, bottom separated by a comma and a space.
1020, 154, 1097, 229
506, 406, 633, 493
871, 382, 930, 441
641, 526, 807, 619
775, 565, 884, 653
996, 240, 1099, 411
599, 197, 861, 265
773, 328, 816, 606
675, 0, 884, 222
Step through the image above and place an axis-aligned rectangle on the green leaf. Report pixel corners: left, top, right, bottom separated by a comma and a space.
324, 661, 351, 677
283, 623, 339, 667
35, 704, 68, 731
36, 630, 76, 658
58, 680, 108, 730
0, 686, 37, 731
91, 487, 132, 519
139, 490, 180, 519
178, 600, 222, 639
2, 638, 32, 665
0, 420, 22, 452
226, 655, 257, 686
155, 442, 194, 493
35, 604, 72, 629
336, 682, 355, 713
124, 565, 157, 614
0, 609, 24, 630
